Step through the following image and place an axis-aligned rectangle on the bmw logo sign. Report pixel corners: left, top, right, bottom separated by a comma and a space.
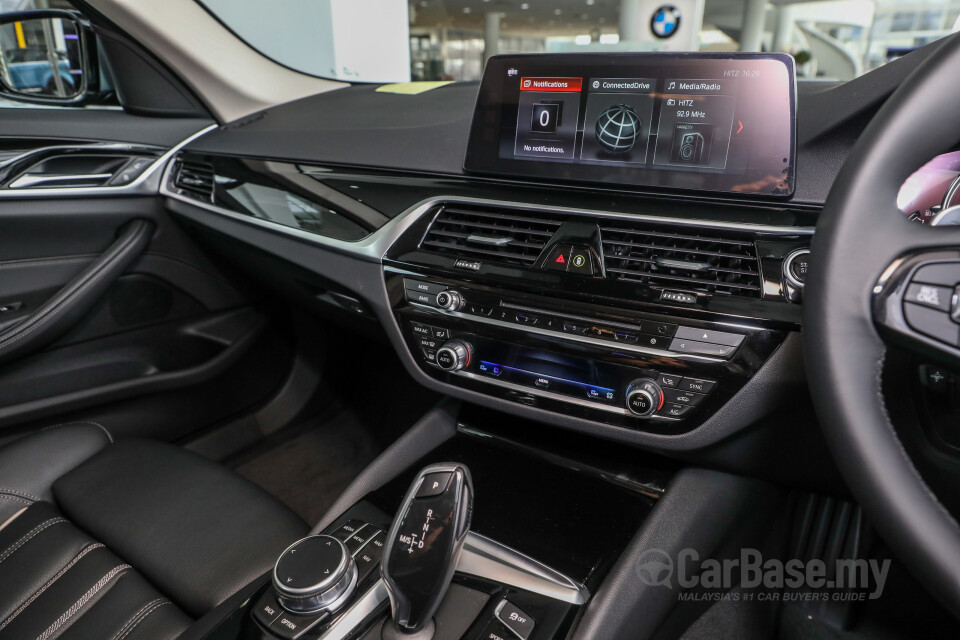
651, 5, 681, 39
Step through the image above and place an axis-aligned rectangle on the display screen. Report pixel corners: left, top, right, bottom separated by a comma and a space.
464, 53, 796, 197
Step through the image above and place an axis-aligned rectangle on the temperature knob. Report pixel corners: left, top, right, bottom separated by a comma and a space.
436, 290, 463, 311
435, 339, 472, 371
625, 379, 664, 417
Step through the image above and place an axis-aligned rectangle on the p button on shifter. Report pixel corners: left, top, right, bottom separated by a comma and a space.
415, 472, 452, 498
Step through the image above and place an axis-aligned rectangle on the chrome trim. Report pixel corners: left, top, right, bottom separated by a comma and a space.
9, 173, 114, 189
467, 234, 514, 246
160, 182, 443, 263
782, 248, 810, 290
0, 124, 217, 198
458, 532, 590, 605
317, 581, 389, 640
407, 301, 727, 364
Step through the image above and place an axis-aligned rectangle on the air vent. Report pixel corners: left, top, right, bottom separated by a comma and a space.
419, 205, 563, 267
173, 159, 215, 203
600, 221, 762, 298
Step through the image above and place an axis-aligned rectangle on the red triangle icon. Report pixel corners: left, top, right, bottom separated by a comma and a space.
555, 254, 565, 264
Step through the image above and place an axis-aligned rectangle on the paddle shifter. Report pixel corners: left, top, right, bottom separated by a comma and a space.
381, 463, 473, 640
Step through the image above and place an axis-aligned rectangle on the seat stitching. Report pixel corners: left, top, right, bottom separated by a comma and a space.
40, 421, 114, 444
108, 598, 166, 640
0, 488, 41, 502
0, 518, 67, 566
33, 563, 130, 640
114, 600, 172, 640
0, 494, 34, 506
0, 543, 104, 632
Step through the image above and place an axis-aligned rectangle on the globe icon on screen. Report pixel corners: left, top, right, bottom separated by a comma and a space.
595, 104, 641, 154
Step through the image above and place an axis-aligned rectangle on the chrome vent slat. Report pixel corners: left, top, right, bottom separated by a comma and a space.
601, 220, 762, 299
421, 239, 539, 264
427, 228, 544, 250
419, 205, 563, 267
605, 268, 761, 292
173, 160, 215, 202
600, 226, 756, 249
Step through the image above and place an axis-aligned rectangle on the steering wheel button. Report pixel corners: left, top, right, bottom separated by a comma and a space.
911, 263, 960, 288
905, 283, 952, 312
903, 302, 960, 346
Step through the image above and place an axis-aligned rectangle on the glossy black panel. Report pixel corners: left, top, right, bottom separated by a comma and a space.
171, 152, 381, 241
371, 419, 667, 586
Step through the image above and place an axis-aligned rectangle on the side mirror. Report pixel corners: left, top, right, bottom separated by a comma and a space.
0, 10, 99, 105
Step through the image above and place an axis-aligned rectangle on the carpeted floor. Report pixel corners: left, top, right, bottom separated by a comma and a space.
231, 411, 380, 526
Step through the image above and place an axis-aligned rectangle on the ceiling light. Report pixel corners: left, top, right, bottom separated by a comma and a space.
554, 8, 562, 15
521, 3, 529, 9
599, 33, 619, 43
586, 0, 595, 4
463, 7, 471, 13
575, 35, 591, 44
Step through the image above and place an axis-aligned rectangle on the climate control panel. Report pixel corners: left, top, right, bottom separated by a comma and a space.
406, 319, 719, 422
389, 269, 786, 435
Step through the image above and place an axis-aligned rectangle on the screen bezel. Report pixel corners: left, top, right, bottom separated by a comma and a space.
463, 52, 797, 199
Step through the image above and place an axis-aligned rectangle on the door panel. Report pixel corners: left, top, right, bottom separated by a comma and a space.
0, 117, 292, 443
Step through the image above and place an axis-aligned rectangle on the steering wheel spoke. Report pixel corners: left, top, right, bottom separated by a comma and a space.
874, 247, 960, 365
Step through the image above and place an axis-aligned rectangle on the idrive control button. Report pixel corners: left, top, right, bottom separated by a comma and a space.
269, 610, 327, 640
495, 599, 536, 640
331, 520, 366, 542
252, 590, 282, 627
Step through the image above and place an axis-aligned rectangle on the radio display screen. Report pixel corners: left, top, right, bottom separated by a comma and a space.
464, 53, 796, 197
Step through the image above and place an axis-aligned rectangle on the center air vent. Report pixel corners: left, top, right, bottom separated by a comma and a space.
419, 205, 563, 267
173, 159, 215, 203
600, 221, 762, 298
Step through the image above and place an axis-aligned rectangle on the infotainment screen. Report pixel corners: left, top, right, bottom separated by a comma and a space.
464, 53, 796, 197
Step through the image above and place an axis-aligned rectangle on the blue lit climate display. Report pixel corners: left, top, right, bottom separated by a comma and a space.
478, 360, 616, 403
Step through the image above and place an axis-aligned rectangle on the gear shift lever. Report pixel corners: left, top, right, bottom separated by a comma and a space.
381, 463, 473, 639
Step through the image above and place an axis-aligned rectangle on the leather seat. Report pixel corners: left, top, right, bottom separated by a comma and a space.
0, 422, 309, 639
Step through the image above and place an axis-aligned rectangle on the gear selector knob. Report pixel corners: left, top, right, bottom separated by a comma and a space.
382, 463, 473, 635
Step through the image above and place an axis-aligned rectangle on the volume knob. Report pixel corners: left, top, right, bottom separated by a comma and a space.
435, 339, 472, 371
436, 290, 463, 311
625, 379, 664, 417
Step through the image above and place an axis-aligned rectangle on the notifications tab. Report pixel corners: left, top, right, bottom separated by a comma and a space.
520, 77, 582, 92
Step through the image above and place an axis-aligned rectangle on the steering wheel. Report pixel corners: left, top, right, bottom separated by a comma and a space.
804, 33, 960, 615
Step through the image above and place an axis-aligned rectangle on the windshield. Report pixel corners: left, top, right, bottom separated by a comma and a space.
196, 0, 960, 84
